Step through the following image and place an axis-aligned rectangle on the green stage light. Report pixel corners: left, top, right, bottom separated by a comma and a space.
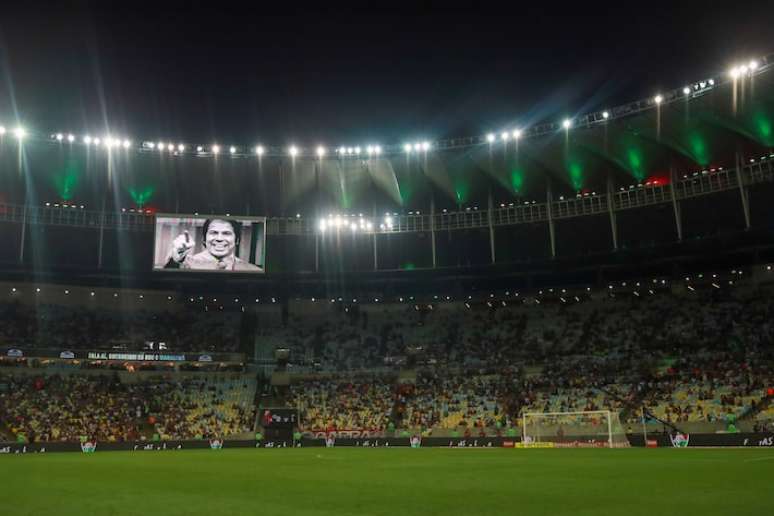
129, 186, 155, 207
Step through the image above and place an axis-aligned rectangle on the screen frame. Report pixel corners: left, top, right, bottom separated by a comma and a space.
152, 212, 267, 273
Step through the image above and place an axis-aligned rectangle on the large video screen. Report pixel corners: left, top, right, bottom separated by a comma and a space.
153, 214, 266, 273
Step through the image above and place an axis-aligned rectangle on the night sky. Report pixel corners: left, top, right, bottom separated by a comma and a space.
1, 3, 773, 147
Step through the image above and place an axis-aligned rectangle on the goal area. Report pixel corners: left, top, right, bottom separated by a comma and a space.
522, 410, 630, 448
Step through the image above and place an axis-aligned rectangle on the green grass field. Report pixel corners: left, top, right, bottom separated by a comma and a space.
2, 447, 774, 516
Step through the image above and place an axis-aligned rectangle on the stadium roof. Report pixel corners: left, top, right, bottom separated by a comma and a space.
0, 58, 772, 215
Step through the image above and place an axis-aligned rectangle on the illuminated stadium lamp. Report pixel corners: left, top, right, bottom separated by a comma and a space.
196, 145, 204, 152
699, 81, 706, 89
337, 147, 345, 154
421, 141, 430, 151
413, 143, 421, 151
501, 131, 509, 141
316, 146, 326, 157
156, 141, 164, 151
602, 111, 610, 119
739, 65, 748, 74
255, 146, 264, 155
167, 143, 175, 151
729, 66, 740, 79
683, 86, 691, 95
366, 145, 374, 155
67, 134, 75, 143
403, 143, 412, 153
366, 221, 373, 230
374, 145, 382, 155
289, 145, 298, 157
55, 133, 64, 141
350, 222, 357, 231
13, 127, 26, 139
147, 141, 154, 149
93, 137, 101, 146
319, 220, 327, 232
212, 145, 221, 155
654, 95, 663, 105
0, 126, 5, 134
749, 60, 758, 70
486, 133, 495, 143
512, 129, 522, 139
177, 143, 185, 152
123, 139, 131, 149
229, 146, 237, 154
708, 78, 715, 85
562, 119, 571, 129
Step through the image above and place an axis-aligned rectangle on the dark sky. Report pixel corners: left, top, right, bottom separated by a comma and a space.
1, 3, 773, 147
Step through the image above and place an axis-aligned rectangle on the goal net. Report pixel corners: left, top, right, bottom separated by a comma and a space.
522, 410, 630, 448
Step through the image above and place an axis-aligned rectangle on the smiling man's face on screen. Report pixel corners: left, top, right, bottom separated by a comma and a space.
205, 219, 237, 259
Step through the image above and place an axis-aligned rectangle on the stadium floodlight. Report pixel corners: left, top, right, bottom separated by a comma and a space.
683, 86, 691, 95
512, 129, 522, 139
229, 146, 237, 154
354, 146, 361, 154
177, 143, 185, 152
13, 127, 26, 139
146, 141, 154, 149
413, 142, 421, 151
562, 119, 571, 129
501, 131, 509, 141
196, 145, 204, 152
366, 145, 374, 155
289, 145, 298, 157
337, 146, 346, 155
316, 146, 326, 157
602, 111, 610, 119
93, 137, 101, 146
123, 139, 131, 149
67, 134, 75, 142
345, 147, 353, 155
739, 64, 748, 74
404, 143, 412, 153
366, 221, 373, 230
708, 78, 715, 85
421, 141, 430, 151
167, 143, 174, 151
749, 60, 758, 70
729, 66, 740, 79
0, 126, 5, 135
319, 220, 327, 232
350, 222, 357, 231
212, 145, 221, 155
374, 145, 382, 155
654, 94, 663, 104
486, 133, 495, 143
156, 141, 164, 150
55, 133, 64, 141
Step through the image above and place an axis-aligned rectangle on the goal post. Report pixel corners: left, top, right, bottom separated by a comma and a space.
522, 410, 630, 448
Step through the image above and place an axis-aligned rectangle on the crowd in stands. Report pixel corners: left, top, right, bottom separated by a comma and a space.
0, 302, 241, 352
283, 286, 774, 434
0, 372, 255, 443
2, 281, 774, 442
289, 374, 394, 432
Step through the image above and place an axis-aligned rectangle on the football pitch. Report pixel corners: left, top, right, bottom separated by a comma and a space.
2, 447, 774, 516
